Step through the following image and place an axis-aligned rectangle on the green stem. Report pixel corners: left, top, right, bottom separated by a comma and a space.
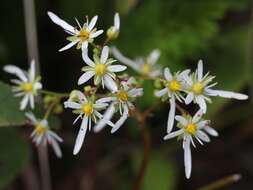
39, 89, 69, 98
197, 174, 241, 190
43, 100, 59, 120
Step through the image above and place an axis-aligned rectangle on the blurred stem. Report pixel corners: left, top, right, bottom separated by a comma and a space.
40, 89, 69, 98
44, 100, 59, 120
132, 110, 150, 190
197, 174, 241, 190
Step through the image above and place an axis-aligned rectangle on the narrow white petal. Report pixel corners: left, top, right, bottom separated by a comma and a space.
192, 109, 204, 123
204, 126, 218, 137
25, 112, 37, 123
50, 138, 62, 158
90, 30, 103, 38
175, 115, 188, 126
163, 129, 184, 140
206, 89, 248, 100
104, 75, 118, 92
20, 95, 29, 110
167, 96, 176, 133
196, 131, 210, 142
155, 88, 168, 97
88, 15, 98, 31
128, 88, 143, 97
178, 69, 191, 80
3, 65, 28, 82
111, 105, 128, 133
59, 40, 79, 52
34, 82, 42, 90
82, 49, 95, 67
114, 13, 120, 30
47, 11, 76, 34
29, 60, 36, 81
184, 137, 192, 179
64, 101, 81, 109
196, 96, 207, 113
93, 103, 108, 109
148, 49, 160, 65
29, 94, 35, 109
73, 117, 88, 155
185, 92, 194, 105
164, 67, 172, 81
100, 46, 109, 64
197, 60, 203, 81
96, 97, 116, 104
94, 103, 115, 133
107, 65, 127, 72
48, 131, 63, 142
78, 71, 95, 85
76, 90, 87, 102
81, 41, 88, 50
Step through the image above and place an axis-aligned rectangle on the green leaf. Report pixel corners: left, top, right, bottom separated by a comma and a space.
0, 128, 30, 189
131, 151, 177, 190
0, 82, 25, 127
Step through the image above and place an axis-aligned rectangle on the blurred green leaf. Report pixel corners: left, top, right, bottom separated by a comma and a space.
0, 82, 25, 127
0, 128, 30, 189
132, 151, 177, 190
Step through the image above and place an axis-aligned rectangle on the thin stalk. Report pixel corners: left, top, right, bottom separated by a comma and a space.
197, 174, 241, 190
39, 89, 69, 98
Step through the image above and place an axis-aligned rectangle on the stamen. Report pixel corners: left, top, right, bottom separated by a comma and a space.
168, 80, 181, 92
82, 103, 93, 116
118, 90, 128, 102
21, 83, 33, 92
79, 28, 90, 41
35, 123, 47, 135
192, 82, 204, 94
185, 123, 197, 135
142, 63, 151, 75
95, 64, 106, 76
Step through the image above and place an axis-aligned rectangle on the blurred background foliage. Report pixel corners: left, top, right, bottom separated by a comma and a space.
0, 0, 252, 189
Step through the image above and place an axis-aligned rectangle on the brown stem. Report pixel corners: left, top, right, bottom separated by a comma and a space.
132, 111, 151, 190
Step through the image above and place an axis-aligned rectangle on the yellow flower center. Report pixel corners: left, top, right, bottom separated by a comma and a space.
168, 80, 181, 92
185, 123, 197, 135
35, 123, 47, 135
21, 83, 33, 92
118, 90, 128, 102
142, 63, 151, 75
95, 64, 106, 76
82, 103, 93, 116
192, 82, 204, 94
79, 28, 90, 41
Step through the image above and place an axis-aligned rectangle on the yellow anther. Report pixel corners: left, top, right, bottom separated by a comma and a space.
79, 28, 90, 41
168, 80, 181, 92
186, 123, 197, 135
95, 64, 106, 76
192, 82, 203, 94
82, 103, 93, 116
118, 90, 128, 102
35, 123, 47, 135
142, 63, 151, 75
21, 83, 33, 92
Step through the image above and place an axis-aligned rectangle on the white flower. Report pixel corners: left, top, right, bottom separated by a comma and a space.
155, 68, 190, 133
3, 60, 42, 110
107, 12, 120, 40
64, 91, 115, 155
94, 77, 143, 133
184, 60, 248, 113
163, 109, 218, 179
112, 47, 162, 77
47, 11, 103, 52
78, 46, 127, 92
26, 112, 63, 158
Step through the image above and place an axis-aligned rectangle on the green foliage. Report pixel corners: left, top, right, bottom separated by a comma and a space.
0, 82, 25, 127
0, 128, 30, 189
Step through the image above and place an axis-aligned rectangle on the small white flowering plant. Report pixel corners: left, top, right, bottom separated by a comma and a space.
2, 10, 249, 183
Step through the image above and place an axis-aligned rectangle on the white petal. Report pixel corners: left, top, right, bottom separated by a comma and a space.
25, 112, 37, 123
192, 109, 204, 123
88, 15, 98, 31
96, 97, 116, 104
164, 67, 172, 81
204, 126, 218, 137
206, 89, 248, 100
75, 90, 87, 102
197, 60, 203, 81
90, 30, 103, 38
155, 88, 168, 97
94, 103, 115, 133
47, 11, 76, 34
93, 103, 108, 109
64, 101, 81, 109
148, 49, 160, 65
114, 13, 120, 30
34, 82, 42, 90
185, 92, 194, 105
78, 71, 95, 85
196, 131, 210, 142
163, 129, 184, 140
81, 41, 88, 50
50, 138, 62, 158
29, 94, 35, 109
167, 96, 176, 133
29, 60, 36, 81
73, 117, 88, 155
59, 40, 79, 52
20, 95, 29, 110
104, 75, 118, 92
184, 137, 192, 179
3, 65, 28, 82
175, 115, 188, 126
196, 96, 207, 113
82, 49, 95, 67
48, 131, 63, 142
128, 88, 143, 97
100, 46, 109, 64
107, 65, 127, 72
111, 105, 128, 133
